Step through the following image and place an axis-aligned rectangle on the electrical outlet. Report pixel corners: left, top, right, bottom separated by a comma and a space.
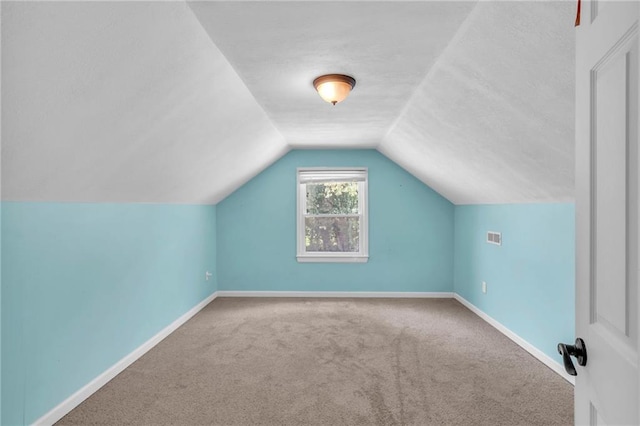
482, 281, 487, 294
205, 271, 213, 281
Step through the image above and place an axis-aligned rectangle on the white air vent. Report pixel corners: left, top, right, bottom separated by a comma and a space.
487, 231, 502, 246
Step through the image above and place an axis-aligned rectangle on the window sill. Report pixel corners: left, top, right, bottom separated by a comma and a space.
296, 255, 369, 264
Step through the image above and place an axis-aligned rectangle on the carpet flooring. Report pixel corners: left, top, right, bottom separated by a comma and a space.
58, 298, 573, 425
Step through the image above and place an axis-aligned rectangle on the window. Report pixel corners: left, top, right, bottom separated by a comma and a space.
297, 168, 368, 263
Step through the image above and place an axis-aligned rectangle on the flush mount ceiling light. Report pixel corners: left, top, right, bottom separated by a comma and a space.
313, 74, 356, 105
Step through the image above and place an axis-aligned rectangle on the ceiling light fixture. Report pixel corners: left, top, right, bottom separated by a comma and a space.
313, 74, 356, 105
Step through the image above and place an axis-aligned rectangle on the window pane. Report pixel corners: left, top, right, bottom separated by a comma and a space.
305, 182, 359, 215
305, 216, 360, 252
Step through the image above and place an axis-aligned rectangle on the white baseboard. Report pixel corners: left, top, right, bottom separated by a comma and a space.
216, 291, 454, 298
453, 294, 575, 385
33, 291, 219, 426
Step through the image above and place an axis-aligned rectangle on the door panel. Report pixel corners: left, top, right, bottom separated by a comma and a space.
575, 1, 639, 425
593, 37, 636, 341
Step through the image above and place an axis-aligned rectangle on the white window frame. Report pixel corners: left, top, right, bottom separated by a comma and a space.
296, 167, 369, 263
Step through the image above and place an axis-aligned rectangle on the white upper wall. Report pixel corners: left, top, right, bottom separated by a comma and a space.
380, 1, 575, 204
1, 1, 287, 204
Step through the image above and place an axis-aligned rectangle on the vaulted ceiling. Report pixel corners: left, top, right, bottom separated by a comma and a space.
1, 1, 575, 205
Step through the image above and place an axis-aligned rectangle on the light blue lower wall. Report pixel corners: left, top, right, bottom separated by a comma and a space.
217, 150, 454, 292
0, 165, 575, 425
1, 202, 217, 425
454, 203, 575, 363
0, 202, 2, 424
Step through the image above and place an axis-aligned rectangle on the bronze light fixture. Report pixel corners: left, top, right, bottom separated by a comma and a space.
313, 74, 356, 105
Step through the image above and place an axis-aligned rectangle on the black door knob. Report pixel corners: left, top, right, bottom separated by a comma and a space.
557, 338, 587, 376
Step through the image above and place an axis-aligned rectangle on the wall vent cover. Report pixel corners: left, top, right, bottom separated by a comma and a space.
487, 231, 502, 246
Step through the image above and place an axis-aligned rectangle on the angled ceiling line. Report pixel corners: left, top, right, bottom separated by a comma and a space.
2, 1, 291, 205
184, 0, 288, 151
181, 0, 293, 205
188, 1, 477, 149
380, 1, 575, 205
380, 0, 481, 147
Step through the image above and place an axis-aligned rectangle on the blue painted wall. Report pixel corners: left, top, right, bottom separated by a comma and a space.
0, 151, 576, 425
0, 202, 2, 424
217, 149, 454, 292
453, 203, 575, 363
1, 202, 217, 425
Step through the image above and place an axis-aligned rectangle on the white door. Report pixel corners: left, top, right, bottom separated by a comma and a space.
574, 1, 639, 424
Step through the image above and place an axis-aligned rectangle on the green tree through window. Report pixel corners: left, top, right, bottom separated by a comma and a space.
297, 168, 368, 263
305, 182, 359, 252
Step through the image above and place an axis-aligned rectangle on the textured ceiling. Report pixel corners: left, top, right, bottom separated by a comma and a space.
380, 1, 575, 204
188, 1, 476, 148
1, 1, 286, 204
1, 1, 575, 205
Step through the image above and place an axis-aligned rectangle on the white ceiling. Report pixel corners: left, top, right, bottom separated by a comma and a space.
1, 1, 286, 204
1, 1, 575, 205
188, 1, 476, 148
380, 1, 575, 204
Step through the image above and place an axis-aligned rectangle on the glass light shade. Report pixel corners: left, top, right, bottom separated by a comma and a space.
313, 75, 356, 105
316, 81, 352, 105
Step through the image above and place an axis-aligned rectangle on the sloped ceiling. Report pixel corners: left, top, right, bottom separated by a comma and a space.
380, 1, 575, 204
1, 1, 575, 205
188, 1, 476, 148
1, 1, 286, 204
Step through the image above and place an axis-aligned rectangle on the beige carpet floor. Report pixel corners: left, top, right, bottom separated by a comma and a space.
58, 298, 573, 425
